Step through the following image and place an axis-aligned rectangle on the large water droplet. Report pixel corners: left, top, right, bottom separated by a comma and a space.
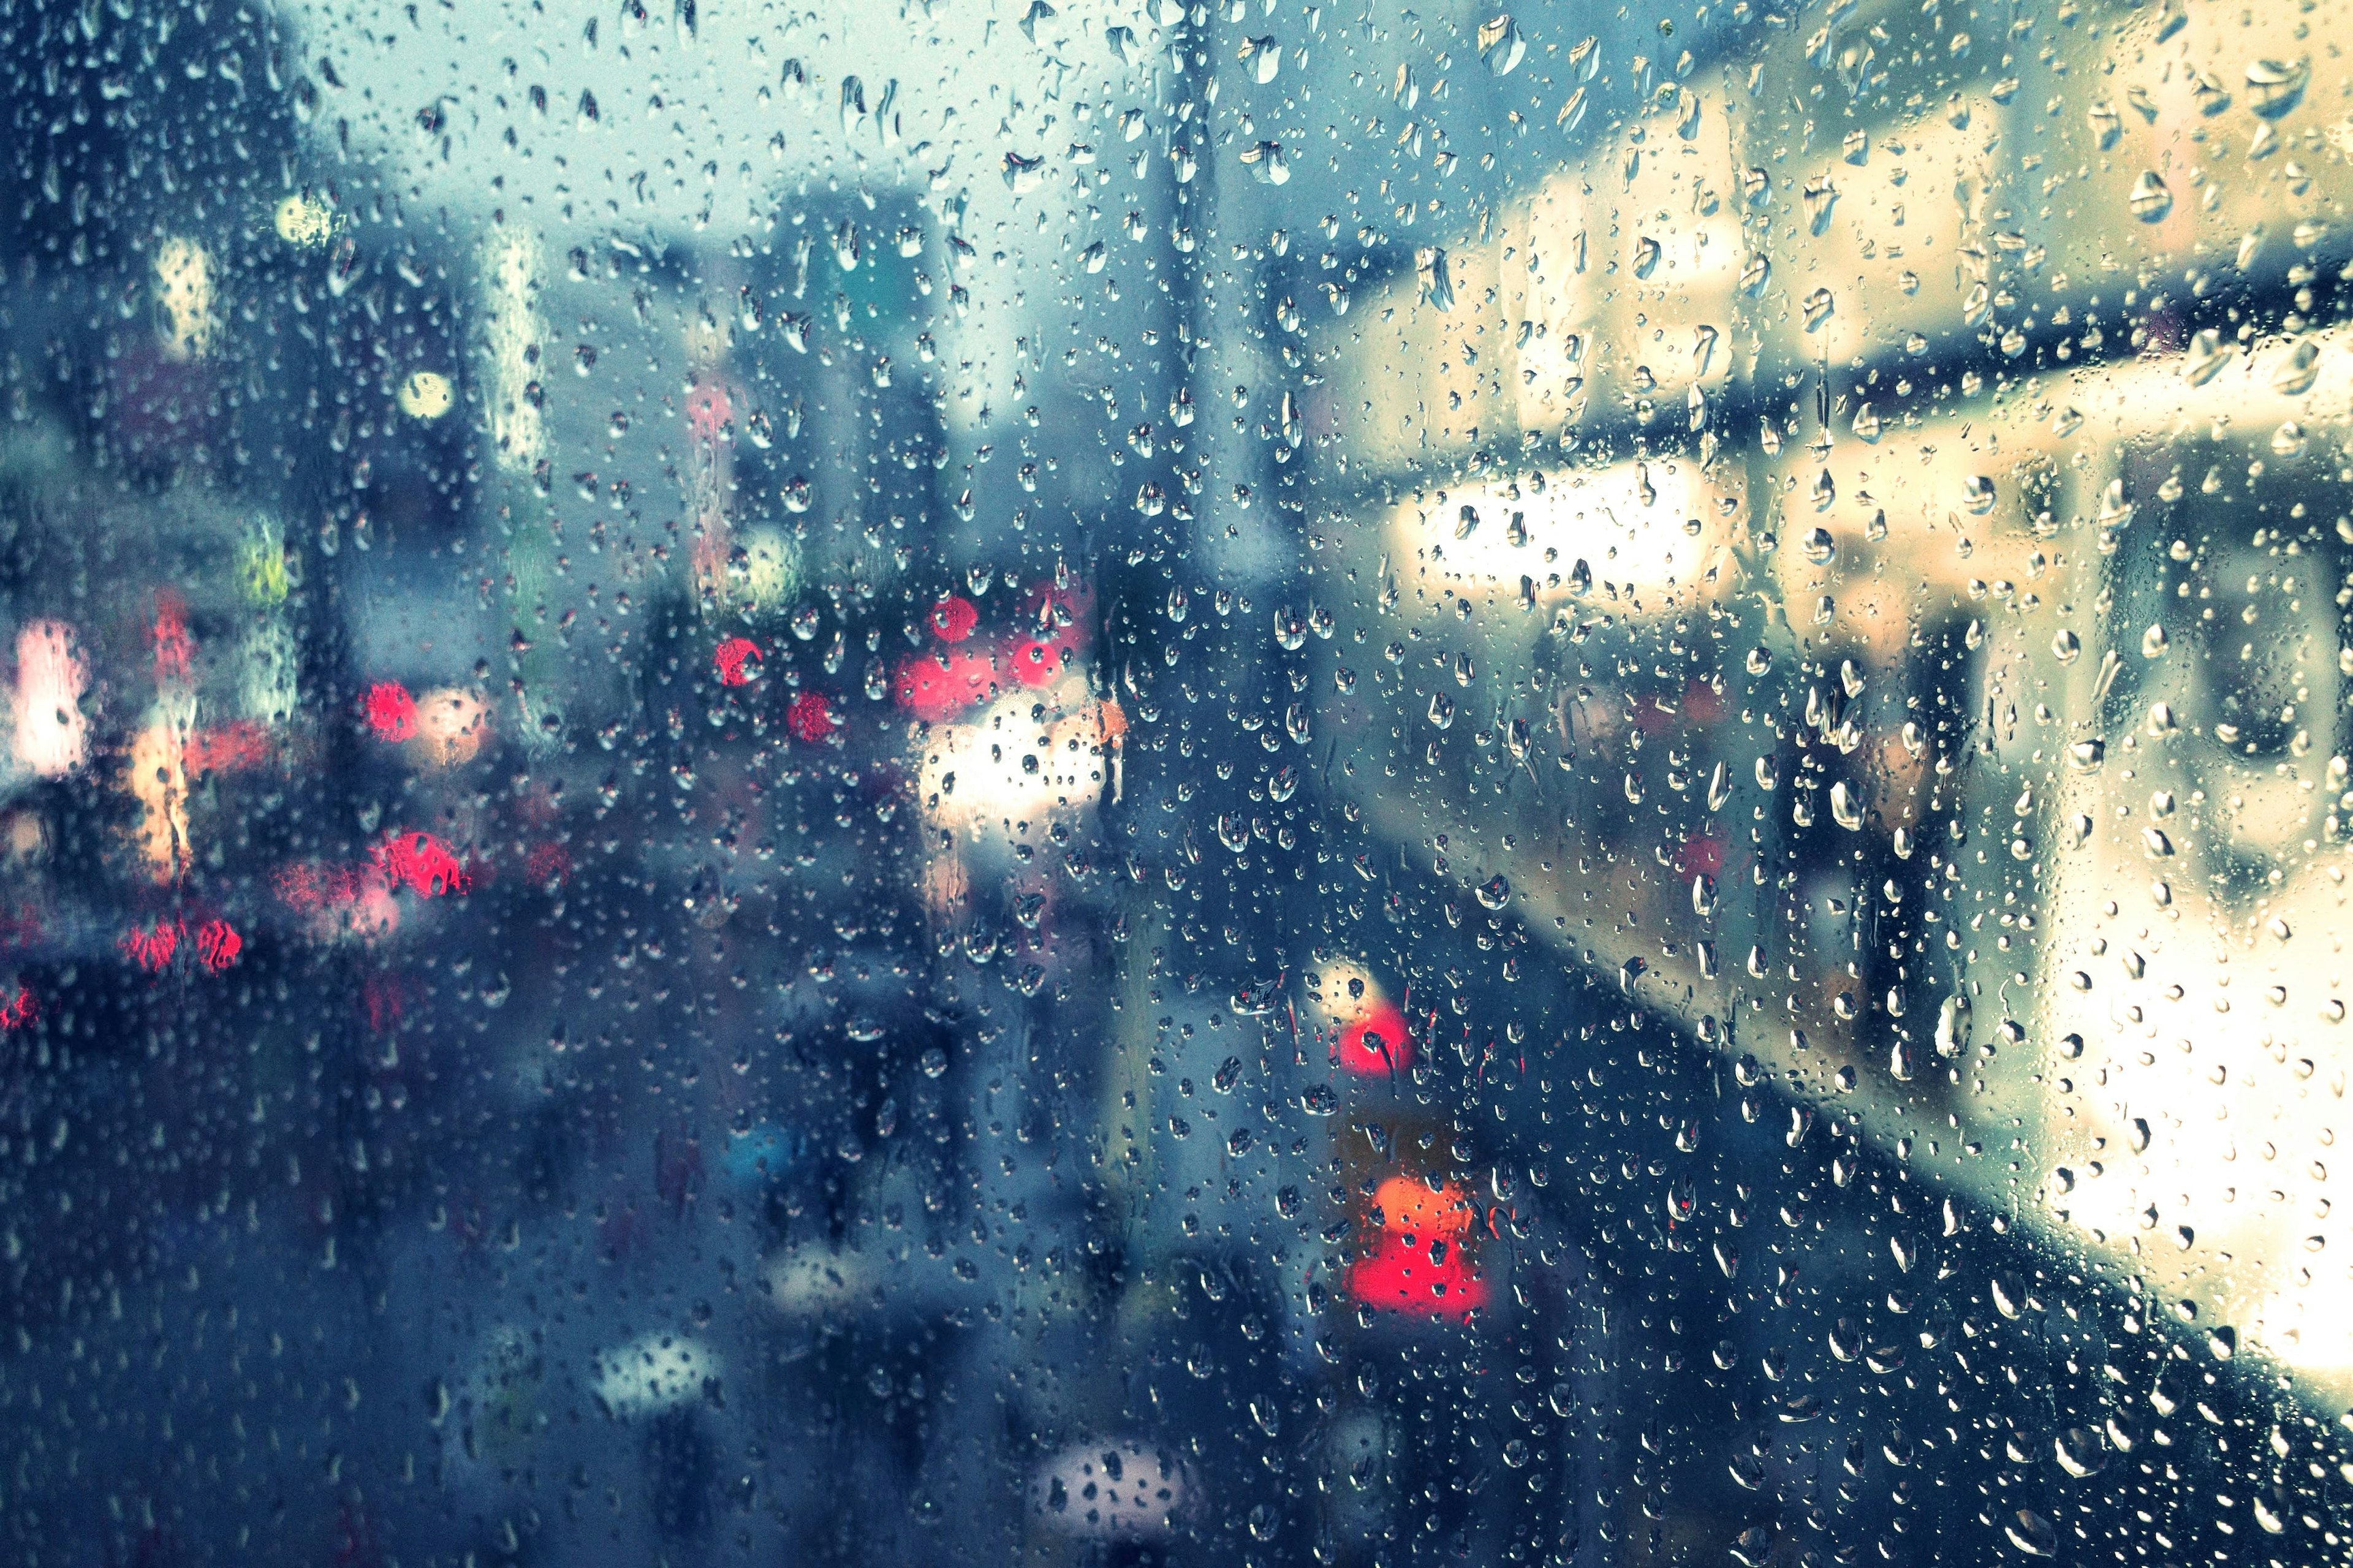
2246, 57, 2310, 118
2272, 338, 2321, 395
1477, 14, 1525, 76
2055, 1427, 2105, 1478
1417, 246, 1455, 311
1802, 175, 1838, 232
2004, 1508, 2059, 1558
1240, 140, 1290, 184
2182, 327, 2232, 385
1001, 151, 1046, 193
1934, 993, 1971, 1058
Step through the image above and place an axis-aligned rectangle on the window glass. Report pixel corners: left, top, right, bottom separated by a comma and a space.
3, 0, 2352, 1564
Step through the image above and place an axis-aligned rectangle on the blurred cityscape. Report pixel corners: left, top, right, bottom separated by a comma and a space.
0, 0, 2350, 1566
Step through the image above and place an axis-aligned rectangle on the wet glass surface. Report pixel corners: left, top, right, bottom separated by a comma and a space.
2, 0, 2352, 1564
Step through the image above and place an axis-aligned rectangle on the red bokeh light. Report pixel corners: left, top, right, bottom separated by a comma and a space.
151, 590, 194, 687
365, 682, 419, 742
183, 721, 274, 773
376, 832, 469, 898
1346, 1176, 1489, 1319
1675, 832, 1726, 879
895, 648, 997, 722
929, 595, 979, 643
786, 691, 836, 743
714, 637, 763, 687
1008, 632, 1081, 687
1336, 1001, 1412, 1076
120, 920, 183, 972
195, 918, 243, 972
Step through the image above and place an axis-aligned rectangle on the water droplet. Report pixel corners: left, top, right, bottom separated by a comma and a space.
2004, 1508, 2059, 1558
2128, 169, 2173, 222
1242, 34, 1281, 84
1662, 1178, 1697, 1222
1802, 176, 1838, 232
2272, 338, 2321, 395
829, 218, 862, 272
1934, 993, 1971, 1058
2055, 1427, 2105, 1478
1240, 140, 1291, 184
1475, 874, 1511, 911
1476, 13, 1525, 76
2246, 57, 2310, 118
1417, 247, 1455, 311
1001, 151, 1046, 193
2096, 479, 2134, 531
